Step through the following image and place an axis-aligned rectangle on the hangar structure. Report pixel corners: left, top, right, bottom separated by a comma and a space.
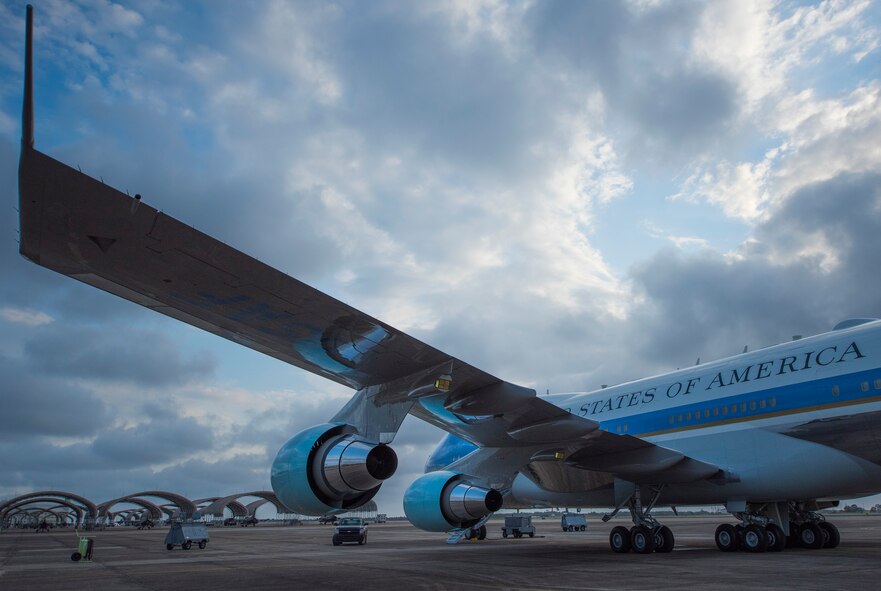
0, 490, 307, 530
0, 491, 98, 529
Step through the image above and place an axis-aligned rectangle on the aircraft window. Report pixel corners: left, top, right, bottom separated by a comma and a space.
721, 406, 728, 416
749, 401, 757, 411
713, 407, 719, 417
623, 424, 629, 433
686, 412, 692, 421
669, 415, 675, 425
740, 403, 747, 413
731, 404, 738, 414
759, 399, 767, 409
861, 381, 869, 392
678, 414, 683, 422
832, 385, 840, 396
770, 397, 777, 407
875, 379, 881, 390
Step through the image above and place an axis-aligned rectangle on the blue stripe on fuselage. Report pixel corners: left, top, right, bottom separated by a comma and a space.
598, 367, 881, 437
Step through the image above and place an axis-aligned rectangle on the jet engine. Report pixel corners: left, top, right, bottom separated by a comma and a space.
403, 470, 503, 531
271, 423, 398, 515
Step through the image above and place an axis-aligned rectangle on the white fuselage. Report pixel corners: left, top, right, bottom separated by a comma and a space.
510, 320, 881, 508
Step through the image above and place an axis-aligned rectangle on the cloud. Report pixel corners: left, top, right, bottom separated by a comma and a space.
0, 368, 111, 442
628, 171, 881, 370
22, 324, 216, 387
1, 306, 52, 326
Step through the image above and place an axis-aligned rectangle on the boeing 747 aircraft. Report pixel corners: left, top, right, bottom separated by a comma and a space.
17, 6, 881, 554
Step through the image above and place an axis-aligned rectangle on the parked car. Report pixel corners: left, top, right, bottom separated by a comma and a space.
332, 518, 367, 546
318, 515, 338, 525
223, 517, 237, 526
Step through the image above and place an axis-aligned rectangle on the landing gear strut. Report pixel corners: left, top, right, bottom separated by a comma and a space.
604, 486, 674, 554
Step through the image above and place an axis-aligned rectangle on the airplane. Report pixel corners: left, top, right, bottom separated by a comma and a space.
16, 5, 881, 554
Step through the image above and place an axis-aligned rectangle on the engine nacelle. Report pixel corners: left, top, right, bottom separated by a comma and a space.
271, 423, 398, 515
403, 470, 503, 531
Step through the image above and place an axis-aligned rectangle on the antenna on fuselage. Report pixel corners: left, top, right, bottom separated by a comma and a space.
743, 345, 748, 353
22, 4, 34, 151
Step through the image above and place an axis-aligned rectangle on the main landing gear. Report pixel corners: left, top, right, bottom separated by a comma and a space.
714, 502, 840, 553
605, 486, 675, 554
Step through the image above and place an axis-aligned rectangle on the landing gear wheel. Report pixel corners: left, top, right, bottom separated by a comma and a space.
654, 525, 675, 553
478, 525, 487, 540
609, 526, 632, 553
715, 524, 739, 552
166, 544, 174, 551
182, 540, 192, 550
198, 540, 207, 550
71, 552, 82, 562
819, 522, 840, 549
799, 522, 824, 549
765, 523, 786, 552
630, 526, 655, 554
741, 524, 768, 552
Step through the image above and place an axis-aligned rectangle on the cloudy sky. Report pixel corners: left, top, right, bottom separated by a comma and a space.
1, 0, 880, 516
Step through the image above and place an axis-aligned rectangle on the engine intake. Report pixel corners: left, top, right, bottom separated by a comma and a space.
272, 423, 397, 515
404, 470, 503, 532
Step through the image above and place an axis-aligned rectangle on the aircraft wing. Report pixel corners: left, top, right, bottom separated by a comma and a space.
19, 147, 719, 485
19, 148, 497, 393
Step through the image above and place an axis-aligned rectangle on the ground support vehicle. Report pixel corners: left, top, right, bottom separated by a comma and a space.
502, 516, 535, 538
164, 522, 209, 550
561, 514, 587, 532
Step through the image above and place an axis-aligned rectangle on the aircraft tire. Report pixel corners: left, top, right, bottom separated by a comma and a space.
654, 525, 675, 553
798, 522, 824, 549
819, 522, 840, 549
71, 552, 81, 562
765, 524, 786, 552
630, 526, 655, 554
741, 524, 767, 552
715, 524, 738, 552
609, 526, 631, 553
478, 525, 487, 540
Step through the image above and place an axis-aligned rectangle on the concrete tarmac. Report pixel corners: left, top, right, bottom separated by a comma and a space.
1, 515, 879, 590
